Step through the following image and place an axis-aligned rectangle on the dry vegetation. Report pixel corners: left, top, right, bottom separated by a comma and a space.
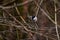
0, 0, 60, 40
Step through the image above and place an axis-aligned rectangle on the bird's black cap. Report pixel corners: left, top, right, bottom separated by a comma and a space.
32, 16, 35, 20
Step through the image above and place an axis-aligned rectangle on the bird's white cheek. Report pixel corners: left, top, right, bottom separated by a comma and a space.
33, 17, 37, 22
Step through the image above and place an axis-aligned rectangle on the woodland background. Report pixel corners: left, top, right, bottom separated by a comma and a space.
0, 0, 60, 40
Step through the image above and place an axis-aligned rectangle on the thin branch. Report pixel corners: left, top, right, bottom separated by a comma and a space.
54, 0, 60, 40
46, 36, 49, 40
16, 28, 19, 40
34, 0, 43, 16
3, 0, 15, 6
0, 0, 33, 9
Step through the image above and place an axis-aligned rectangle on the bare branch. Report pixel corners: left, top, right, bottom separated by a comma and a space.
0, 0, 33, 9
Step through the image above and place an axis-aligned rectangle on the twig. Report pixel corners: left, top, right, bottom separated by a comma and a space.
3, 0, 15, 6
33, 0, 44, 31
55, 10, 60, 40
34, 0, 43, 16
16, 28, 19, 40
3, 11, 7, 22
0, 0, 33, 9
46, 36, 48, 40
54, 0, 60, 40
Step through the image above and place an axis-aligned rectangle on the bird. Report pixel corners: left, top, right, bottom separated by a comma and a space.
32, 16, 37, 22
27, 15, 37, 22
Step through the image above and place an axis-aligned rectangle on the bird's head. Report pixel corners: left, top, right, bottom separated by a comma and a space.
32, 16, 37, 22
